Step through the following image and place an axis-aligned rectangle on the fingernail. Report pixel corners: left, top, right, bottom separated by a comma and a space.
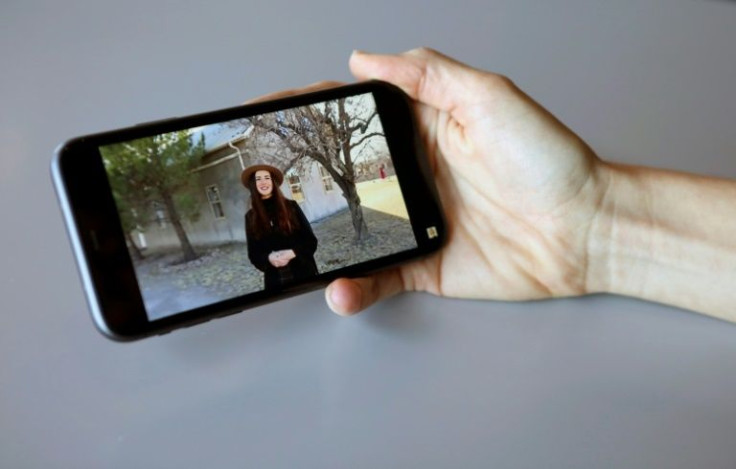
325, 284, 338, 310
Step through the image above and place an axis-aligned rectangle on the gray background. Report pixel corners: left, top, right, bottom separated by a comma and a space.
2, 1, 736, 467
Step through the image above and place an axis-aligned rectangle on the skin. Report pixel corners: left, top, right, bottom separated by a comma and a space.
326, 48, 608, 313
250, 48, 736, 322
254, 170, 273, 199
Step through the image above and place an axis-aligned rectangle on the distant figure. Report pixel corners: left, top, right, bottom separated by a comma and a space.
241, 164, 318, 290
379, 163, 386, 180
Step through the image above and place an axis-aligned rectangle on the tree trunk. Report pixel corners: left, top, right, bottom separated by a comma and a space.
339, 180, 368, 242
160, 189, 198, 262
125, 231, 145, 261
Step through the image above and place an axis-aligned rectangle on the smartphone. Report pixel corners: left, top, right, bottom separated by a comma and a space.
52, 81, 445, 341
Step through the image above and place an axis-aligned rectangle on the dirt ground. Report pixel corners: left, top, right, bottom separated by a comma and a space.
133, 205, 417, 319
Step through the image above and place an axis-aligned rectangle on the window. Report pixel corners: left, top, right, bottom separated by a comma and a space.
152, 201, 167, 228
205, 185, 225, 219
319, 165, 334, 193
287, 173, 305, 202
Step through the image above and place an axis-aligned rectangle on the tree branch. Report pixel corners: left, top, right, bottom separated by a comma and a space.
349, 131, 384, 150
348, 109, 379, 133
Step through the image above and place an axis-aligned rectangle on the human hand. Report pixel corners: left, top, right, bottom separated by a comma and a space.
269, 250, 296, 268
280, 249, 296, 264
268, 252, 282, 267
246, 48, 736, 321
268, 251, 288, 268
325, 48, 610, 315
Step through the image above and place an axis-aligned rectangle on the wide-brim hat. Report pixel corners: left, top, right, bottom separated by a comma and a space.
241, 164, 284, 188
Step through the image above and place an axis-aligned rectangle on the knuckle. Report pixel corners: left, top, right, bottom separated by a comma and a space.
407, 46, 439, 58
486, 72, 517, 91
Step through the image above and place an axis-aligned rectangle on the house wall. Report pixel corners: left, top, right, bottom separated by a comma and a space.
190, 155, 248, 245
293, 164, 348, 222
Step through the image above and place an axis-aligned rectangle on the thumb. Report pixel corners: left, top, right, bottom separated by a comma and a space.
349, 47, 489, 119
325, 269, 406, 316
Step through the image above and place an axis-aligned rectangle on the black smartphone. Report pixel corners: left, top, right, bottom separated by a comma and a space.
52, 81, 445, 341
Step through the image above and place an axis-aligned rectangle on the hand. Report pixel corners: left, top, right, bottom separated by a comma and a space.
268, 251, 288, 268
280, 249, 296, 264
325, 48, 610, 315
246, 48, 736, 321
269, 250, 296, 268
267, 252, 281, 267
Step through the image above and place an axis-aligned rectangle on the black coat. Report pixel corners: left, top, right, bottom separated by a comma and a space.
245, 198, 319, 290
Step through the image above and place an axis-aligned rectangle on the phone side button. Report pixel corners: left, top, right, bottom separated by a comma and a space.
183, 319, 212, 329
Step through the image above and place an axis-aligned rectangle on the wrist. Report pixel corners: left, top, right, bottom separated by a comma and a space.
584, 162, 652, 298
585, 162, 736, 321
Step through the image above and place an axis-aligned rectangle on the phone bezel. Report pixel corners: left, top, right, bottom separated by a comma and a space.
52, 81, 445, 341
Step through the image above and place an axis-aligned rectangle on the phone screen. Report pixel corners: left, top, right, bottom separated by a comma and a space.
98, 92, 419, 321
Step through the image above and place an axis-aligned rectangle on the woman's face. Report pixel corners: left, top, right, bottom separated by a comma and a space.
254, 170, 274, 199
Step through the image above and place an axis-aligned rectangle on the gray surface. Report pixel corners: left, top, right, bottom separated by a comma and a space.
2, 1, 736, 468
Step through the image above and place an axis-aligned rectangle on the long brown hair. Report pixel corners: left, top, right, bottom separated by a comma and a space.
246, 171, 297, 240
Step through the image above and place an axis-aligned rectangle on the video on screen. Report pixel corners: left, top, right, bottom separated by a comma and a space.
100, 93, 418, 320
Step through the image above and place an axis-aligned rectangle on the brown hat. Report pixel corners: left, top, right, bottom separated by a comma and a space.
240, 164, 284, 188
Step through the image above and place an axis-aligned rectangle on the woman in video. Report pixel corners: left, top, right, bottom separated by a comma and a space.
242, 164, 319, 289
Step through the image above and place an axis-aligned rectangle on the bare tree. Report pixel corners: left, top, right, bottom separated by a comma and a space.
243, 96, 384, 241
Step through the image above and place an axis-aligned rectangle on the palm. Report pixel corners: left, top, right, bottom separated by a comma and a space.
400, 81, 604, 300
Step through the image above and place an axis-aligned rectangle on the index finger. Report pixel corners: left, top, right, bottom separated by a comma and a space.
243, 80, 346, 104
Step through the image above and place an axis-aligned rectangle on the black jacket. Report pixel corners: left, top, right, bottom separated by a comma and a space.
245, 198, 318, 290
